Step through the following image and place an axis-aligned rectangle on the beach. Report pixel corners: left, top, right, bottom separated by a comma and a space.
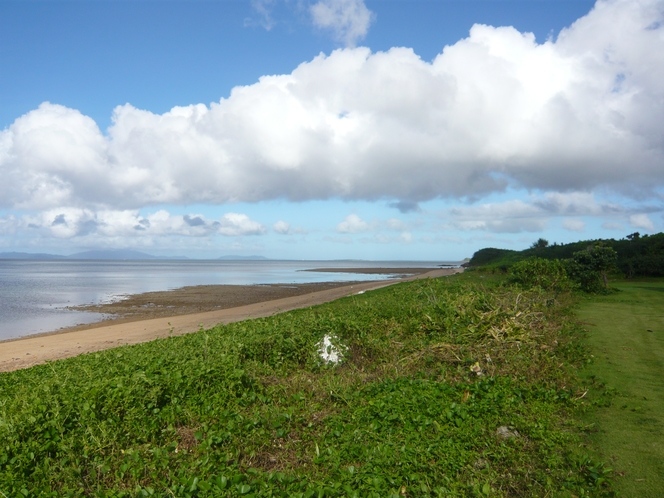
0, 267, 461, 372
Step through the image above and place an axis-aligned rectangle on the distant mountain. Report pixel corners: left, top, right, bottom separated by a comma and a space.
70, 250, 191, 260
0, 252, 67, 260
68, 249, 160, 260
217, 255, 269, 261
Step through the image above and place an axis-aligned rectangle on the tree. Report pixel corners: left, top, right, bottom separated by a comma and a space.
568, 243, 618, 292
530, 238, 549, 250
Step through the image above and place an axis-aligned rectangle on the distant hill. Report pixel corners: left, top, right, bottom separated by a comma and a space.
70, 250, 190, 260
217, 255, 269, 261
68, 250, 160, 260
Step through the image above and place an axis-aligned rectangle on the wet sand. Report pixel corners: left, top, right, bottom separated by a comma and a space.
69, 281, 372, 323
0, 267, 461, 372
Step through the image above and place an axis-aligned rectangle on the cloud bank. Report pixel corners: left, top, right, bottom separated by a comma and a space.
444, 190, 664, 235
0, 209, 266, 240
1, 0, 663, 217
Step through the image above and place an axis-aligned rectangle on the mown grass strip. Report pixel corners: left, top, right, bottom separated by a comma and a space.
576, 279, 664, 497
0, 273, 611, 496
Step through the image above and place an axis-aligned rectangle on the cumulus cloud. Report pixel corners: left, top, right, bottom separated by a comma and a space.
273, 220, 309, 235
630, 213, 655, 231
448, 192, 630, 233
218, 213, 267, 236
1, 0, 663, 216
273, 220, 291, 234
9, 209, 266, 239
336, 214, 370, 233
310, 0, 374, 46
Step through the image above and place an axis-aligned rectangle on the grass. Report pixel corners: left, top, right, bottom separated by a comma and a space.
0, 273, 612, 496
576, 279, 664, 497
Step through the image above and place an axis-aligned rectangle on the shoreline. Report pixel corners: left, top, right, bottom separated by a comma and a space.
0, 267, 462, 372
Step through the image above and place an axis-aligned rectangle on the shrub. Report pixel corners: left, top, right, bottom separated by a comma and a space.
509, 257, 575, 292
567, 244, 618, 293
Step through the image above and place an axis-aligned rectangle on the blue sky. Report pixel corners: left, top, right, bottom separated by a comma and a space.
1, 0, 662, 260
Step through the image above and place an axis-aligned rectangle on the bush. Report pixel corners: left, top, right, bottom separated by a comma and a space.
509, 258, 575, 292
567, 244, 618, 293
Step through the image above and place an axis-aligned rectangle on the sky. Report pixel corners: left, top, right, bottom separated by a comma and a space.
1, 0, 663, 261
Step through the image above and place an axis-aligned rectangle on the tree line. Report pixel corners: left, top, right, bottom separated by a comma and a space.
468, 232, 664, 292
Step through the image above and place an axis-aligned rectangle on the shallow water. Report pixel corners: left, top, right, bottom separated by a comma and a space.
0, 259, 453, 340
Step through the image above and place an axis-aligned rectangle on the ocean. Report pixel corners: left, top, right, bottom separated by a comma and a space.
0, 259, 455, 341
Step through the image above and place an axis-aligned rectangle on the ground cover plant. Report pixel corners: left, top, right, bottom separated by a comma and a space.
0, 273, 612, 497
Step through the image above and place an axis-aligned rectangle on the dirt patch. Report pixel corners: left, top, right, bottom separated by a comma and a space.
176, 426, 200, 452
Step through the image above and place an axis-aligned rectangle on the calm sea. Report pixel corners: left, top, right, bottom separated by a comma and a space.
0, 259, 454, 341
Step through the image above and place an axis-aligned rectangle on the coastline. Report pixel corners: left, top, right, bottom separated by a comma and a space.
0, 267, 461, 372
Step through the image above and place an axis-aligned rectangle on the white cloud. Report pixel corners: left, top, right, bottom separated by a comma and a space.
453, 218, 548, 234
273, 220, 291, 234
449, 198, 548, 233
10, 209, 266, 240
630, 213, 655, 231
448, 192, 626, 233
248, 0, 277, 30
1, 0, 663, 218
0, 215, 18, 236
218, 213, 266, 236
333, 214, 417, 241
272, 220, 309, 235
562, 217, 586, 232
336, 213, 370, 233
386, 218, 409, 231
310, 0, 374, 47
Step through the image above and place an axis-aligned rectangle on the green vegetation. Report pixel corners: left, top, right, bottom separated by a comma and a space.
0, 273, 611, 497
508, 257, 574, 293
463, 248, 518, 269
469, 232, 664, 279
504, 245, 618, 295
566, 244, 618, 293
576, 280, 664, 497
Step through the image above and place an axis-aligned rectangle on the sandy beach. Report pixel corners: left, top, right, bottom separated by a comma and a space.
0, 267, 462, 372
